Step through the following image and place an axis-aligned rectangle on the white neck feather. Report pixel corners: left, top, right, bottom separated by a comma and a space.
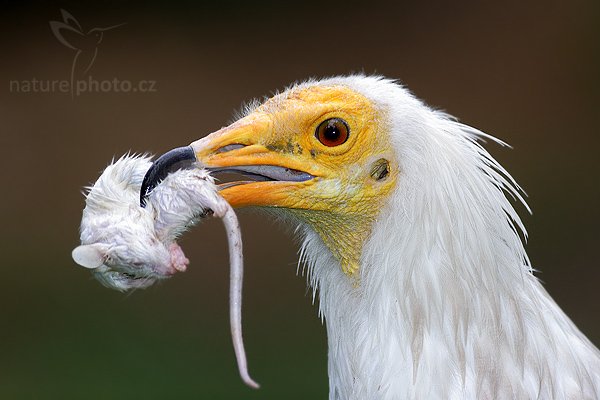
297, 76, 600, 400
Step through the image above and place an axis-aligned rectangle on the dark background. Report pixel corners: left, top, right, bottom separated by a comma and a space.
1, 1, 598, 398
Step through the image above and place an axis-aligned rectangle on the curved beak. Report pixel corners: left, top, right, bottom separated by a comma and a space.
140, 114, 322, 210
139, 146, 196, 207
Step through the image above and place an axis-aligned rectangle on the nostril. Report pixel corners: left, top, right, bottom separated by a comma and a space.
216, 144, 246, 153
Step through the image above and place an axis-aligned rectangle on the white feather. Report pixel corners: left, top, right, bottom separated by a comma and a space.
292, 76, 600, 399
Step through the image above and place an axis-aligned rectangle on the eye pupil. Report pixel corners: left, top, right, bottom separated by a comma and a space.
324, 123, 340, 140
316, 118, 349, 147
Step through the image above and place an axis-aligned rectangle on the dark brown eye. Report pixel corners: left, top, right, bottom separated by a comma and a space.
315, 118, 350, 147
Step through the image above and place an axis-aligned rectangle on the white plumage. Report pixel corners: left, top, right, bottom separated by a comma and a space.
290, 77, 600, 399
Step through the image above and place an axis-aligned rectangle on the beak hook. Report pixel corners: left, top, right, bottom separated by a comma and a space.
140, 146, 196, 207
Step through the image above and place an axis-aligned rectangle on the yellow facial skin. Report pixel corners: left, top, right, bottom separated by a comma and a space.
191, 85, 398, 275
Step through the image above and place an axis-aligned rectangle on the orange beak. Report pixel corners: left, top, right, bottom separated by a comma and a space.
190, 113, 322, 208
140, 113, 324, 210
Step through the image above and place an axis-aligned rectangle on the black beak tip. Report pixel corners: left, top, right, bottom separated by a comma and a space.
140, 146, 196, 207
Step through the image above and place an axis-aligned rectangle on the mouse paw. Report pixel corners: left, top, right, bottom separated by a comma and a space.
169, 242, 189, 272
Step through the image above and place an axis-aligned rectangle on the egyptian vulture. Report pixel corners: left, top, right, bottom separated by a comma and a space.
141, 76, 600, 399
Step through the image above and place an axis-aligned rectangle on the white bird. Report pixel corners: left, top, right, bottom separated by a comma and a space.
142, 76, 600, 399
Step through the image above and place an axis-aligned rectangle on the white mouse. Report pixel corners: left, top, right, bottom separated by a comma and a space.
72, 155, 223, 291
72, 154, 258, 388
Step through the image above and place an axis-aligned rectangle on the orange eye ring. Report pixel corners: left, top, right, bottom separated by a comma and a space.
315, 118, 350, 147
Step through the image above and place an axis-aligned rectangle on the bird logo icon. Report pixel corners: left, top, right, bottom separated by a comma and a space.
49, 9, 125, 96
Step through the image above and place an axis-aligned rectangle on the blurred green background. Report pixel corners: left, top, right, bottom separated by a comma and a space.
1, 1, 598, 398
